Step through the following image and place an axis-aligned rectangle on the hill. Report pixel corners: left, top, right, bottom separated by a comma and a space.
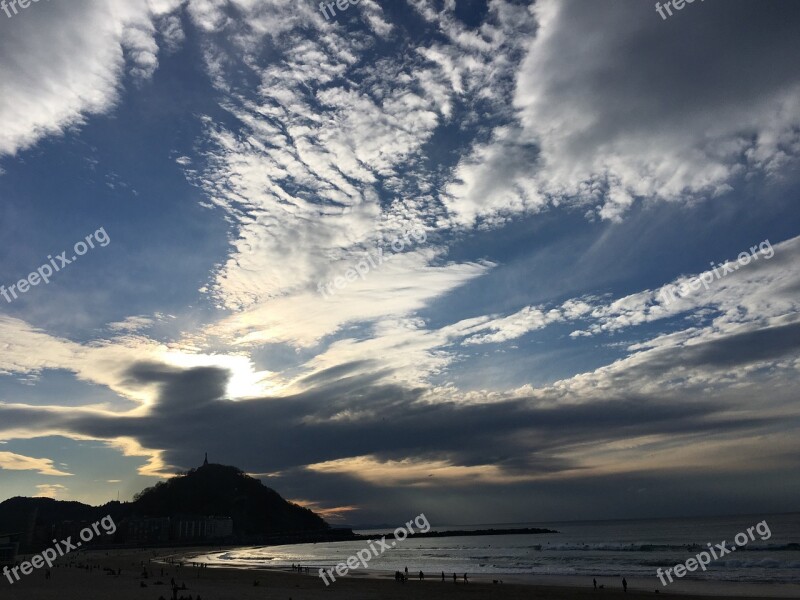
0, 461, 338, 551
131, 462, 327, 535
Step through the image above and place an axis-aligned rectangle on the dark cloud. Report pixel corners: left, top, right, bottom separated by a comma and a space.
626, 322, 800, 379
1, 358, 780, 482
685, 322, 800, 368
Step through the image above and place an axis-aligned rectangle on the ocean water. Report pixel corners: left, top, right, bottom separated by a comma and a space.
195, 513, 800, 585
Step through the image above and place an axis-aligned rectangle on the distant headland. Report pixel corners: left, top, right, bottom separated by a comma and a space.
0, 458, 556, 562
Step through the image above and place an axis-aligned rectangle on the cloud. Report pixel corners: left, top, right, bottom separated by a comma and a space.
287, 499, 359, 523
445, 0, 800, 225
0, 0, 182, 157
34, 484, 69, 499
2, 341, 797, 487
0, 452, 72, 476
1, 0, 798, 522
173, 0, 517, 357
455, 235, 800, 348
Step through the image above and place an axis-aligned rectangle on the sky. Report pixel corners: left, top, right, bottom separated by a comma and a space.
0, 0, 799, 526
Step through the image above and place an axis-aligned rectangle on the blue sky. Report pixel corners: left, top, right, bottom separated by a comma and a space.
0, 0, 799, 525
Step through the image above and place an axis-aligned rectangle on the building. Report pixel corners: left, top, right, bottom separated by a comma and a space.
125, 517, 171, 544
122, 516, 233, 544
171, 516, 233, 541
0, 533, 20, 566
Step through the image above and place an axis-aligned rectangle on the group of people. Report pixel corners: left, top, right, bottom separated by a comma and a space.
446, 571, 468, 583
290, 564, 310, 573
394, 567, 469, 583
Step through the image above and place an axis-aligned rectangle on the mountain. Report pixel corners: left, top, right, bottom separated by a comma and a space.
0, 461, 337, 550
131, 462, 327, 535
0, 496, 124, 534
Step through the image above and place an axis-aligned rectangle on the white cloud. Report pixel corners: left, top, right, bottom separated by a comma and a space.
34, 484, 69, 499
445, 0, 800, 226
0, 0, 183, 157
0, 452, 72, 476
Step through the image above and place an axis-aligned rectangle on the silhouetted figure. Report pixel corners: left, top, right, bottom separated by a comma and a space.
419, 570, 424, 580
453, 572, 457, 583
623, 577, 628, 592
464, 573, 468, 584
594, 578, 597, 590
441, 571, 445, 582
404, 566, 408, 578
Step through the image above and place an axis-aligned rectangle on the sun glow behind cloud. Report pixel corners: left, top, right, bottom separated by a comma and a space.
0, 0, 798, 521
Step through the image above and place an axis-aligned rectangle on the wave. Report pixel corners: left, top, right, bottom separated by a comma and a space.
533, 542, 800, 552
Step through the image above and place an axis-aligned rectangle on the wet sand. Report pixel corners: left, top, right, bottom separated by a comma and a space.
2, 548, 796, 599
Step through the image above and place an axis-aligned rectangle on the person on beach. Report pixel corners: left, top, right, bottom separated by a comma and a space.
623, 577, 628, 592
453, 572, 457, 583
463, 573, 468, 584
419, 570, 424, 580
593, 578, 597, 590
441, 571, 445, 582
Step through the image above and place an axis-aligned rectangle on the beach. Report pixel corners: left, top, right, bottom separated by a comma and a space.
3, 548, 798, 600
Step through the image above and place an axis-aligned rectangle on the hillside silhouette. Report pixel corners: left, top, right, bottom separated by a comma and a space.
0, 496, 121, 531
0, 460, 342, 551
131, 462, 326, 535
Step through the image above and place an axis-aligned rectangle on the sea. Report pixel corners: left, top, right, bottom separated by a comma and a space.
191, 512, 800, 596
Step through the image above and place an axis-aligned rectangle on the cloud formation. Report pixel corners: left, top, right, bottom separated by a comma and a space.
0, 451, 72, 476
445, 0, 800, 224
0, 0, 798, 522
0, 0, 183, 157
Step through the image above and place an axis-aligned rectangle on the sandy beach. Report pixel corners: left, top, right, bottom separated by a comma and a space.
2, 548, 797, 600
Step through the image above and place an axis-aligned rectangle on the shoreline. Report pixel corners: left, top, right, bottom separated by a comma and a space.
4, 547, 798, 599
180, 548, 800, 598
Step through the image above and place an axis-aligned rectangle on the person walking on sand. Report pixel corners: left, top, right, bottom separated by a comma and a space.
441, 571, 445, 582
593, 578, 597, 590
463, 573, 469, 584
623, 577, 628, 592
404, 566, 408, 578
453, 572, 457, 583
419, 570, 424, 580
